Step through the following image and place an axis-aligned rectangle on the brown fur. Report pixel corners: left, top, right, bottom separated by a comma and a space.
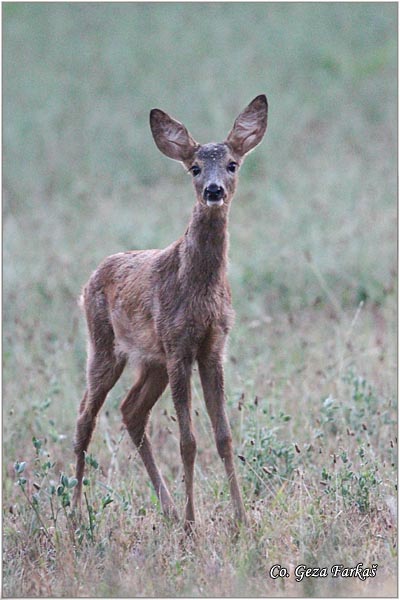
73, 95, 268, 528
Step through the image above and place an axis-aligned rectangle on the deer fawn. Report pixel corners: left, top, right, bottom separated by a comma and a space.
73, 95, 268, 528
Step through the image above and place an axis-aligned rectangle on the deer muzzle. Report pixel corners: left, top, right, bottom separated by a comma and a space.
204, 184, 225, 207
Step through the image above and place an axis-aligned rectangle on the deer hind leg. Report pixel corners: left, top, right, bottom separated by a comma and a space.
198, 353, 247, 526
121, 363, 178, 520
73, 344, 126, 508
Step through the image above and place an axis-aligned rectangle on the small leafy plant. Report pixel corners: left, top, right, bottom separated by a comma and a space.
320, 449, 381, 513
13, 438, 115, 547
237, 397, 299, 495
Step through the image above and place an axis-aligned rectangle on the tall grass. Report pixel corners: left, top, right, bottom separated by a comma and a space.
3, 3, 397, 597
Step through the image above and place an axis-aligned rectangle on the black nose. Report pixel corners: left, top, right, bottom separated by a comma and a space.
204, 184, 224, 201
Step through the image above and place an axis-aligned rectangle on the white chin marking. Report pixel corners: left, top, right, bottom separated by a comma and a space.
206, 199, 224, 208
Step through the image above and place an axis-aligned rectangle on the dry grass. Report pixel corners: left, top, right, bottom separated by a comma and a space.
4, 303, 397, 597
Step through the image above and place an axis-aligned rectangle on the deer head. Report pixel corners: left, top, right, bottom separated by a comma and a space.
150, 94, 268, 208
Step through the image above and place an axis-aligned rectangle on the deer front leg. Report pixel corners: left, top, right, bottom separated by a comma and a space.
167, 357, 197, 530
198, 354, 247, 525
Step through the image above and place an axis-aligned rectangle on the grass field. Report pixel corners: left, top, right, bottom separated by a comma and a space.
3, 3, 397, 597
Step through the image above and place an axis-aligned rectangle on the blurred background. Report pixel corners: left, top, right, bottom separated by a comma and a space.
4, 3, 396, 313
3, 4, 397, 596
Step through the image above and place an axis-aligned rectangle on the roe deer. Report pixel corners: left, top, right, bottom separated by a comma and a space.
73, 95, 268, 528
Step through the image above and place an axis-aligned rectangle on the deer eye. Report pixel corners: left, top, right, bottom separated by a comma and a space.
190, 165, 201, 177
227, 162, 238, 173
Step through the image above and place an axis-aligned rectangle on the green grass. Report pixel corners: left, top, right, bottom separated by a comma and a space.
3, 3, 397, 597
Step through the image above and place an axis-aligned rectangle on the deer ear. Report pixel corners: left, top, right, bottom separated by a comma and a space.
226, 94, 268, 157
150, 109, 198, 162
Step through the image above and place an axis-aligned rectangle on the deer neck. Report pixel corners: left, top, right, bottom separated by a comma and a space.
180, 202, 230, 288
